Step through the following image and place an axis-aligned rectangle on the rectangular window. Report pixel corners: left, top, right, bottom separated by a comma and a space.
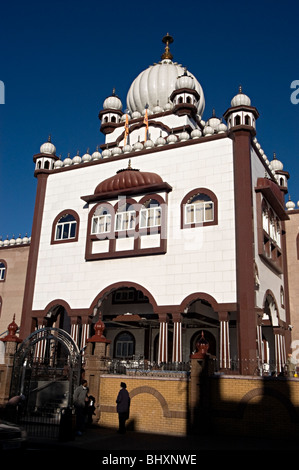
91, 215, 111, 234
185, 202, 214, 224
115, 211, 136, 231
140, 207, 161, 228
55, 221, 77, 240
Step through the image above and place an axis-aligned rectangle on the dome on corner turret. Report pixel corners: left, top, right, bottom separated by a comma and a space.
126, 34, 205, 116
103, 89, 122, 110
231, 86, 251, 107
40, 136, 56, 155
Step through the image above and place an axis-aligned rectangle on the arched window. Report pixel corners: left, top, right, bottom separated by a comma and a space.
55, 214, 77, 240
0, 261, 6, 281
114, 331, 135, 358
51, 210, 80, 244
244, 114, 251, 125
235, 115, 241, 126
140, 199, 161, 228
181, 188, 218, 228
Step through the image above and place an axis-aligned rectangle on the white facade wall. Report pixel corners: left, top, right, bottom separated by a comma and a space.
32, 137, 236, 312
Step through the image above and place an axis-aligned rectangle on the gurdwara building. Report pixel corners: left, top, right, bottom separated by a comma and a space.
1, 35, 295, 376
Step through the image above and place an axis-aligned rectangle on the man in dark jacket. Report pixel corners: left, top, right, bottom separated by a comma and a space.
116, 382, 130, 434
73, 379, 88, 435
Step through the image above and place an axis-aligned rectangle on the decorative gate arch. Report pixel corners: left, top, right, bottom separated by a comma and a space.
10, 328, 82, 437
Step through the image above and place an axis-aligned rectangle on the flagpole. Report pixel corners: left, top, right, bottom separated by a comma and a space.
143, 106, 149, 142
124, 114, 129, 145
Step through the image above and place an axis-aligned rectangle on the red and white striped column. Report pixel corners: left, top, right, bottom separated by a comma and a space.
219, 312, 231, 370
172, 313, 182, 363
158, 314, 169, 364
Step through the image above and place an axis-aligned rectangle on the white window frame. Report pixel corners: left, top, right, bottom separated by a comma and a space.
115, 210, 136, 231
55, 215, 77, 240
91, 213, 112, 234
140, 206, 161, 228
185, 200, 214, 224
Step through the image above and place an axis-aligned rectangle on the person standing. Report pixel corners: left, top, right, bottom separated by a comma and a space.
73, 379, 88, 435
116, 382, 130, 434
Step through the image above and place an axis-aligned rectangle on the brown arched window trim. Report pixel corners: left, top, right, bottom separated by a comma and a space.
0, 259, 7, 282
51, 209, 80, 245
180, 188, 218, 229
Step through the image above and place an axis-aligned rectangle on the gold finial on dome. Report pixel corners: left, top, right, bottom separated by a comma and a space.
161, 33, 174, 60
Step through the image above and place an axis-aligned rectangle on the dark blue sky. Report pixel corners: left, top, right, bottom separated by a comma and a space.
1, 0, 299, 239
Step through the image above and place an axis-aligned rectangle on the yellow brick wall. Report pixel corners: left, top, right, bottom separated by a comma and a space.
98, 375, 188, 436
97, 374, 299, 438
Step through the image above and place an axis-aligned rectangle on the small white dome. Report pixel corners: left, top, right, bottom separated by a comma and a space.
155, 134, 166, 146
54, 159, 63, 168
103, 89, 122, 110
286, 198, 295, 210
92, 148, 102, 160
82, 150, 91, 163
144, 139, 154, 149
231, 86, 251, 107
191, 128, 202, 139
133, 140, 144, 151
40, 136, 56, 155
16, 235, 22, 245
72, 152, 82, 165
175, 71, 195, 90
131, 111, 142, 119
207, 111, 221, 129
63, 156, 72, 166
179, 130, 189, 141
164, 100, 173, 111
123, 144, 132, 154
203, 125, 214, 136
111, 146, 122, 156
166, 133, 178, 144
102, 148, 112, 158
271, 153, 284, 171
153, 103, 164, 114
216, 122, 227, 133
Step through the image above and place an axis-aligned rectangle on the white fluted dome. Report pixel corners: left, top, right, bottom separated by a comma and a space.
126, 35, 205, 116
40, 137, 56, 155
175, 71, 195, 90
103, 90, 122, 110
231, 86, 251, 107
271, 153, 284, 171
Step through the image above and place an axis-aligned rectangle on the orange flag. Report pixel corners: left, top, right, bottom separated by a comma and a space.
143, 108, 149, 142
124, 114, 129, 144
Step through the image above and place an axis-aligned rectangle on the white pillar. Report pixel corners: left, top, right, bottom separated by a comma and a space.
172, 314, 182, 362
158, 314, 168, 364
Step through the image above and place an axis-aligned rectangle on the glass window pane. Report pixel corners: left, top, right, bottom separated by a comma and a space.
62, 223, 70, 239
56, 225, 62, 240
205, 202, 213, 221
70, 222, 76, 238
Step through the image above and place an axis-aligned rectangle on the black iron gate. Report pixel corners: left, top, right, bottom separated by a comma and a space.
9, 327, 82, 439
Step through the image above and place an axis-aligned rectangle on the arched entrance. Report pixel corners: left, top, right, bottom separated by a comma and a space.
10, 327, 81, 437
260, 292, 285, 375
90, 283, 159, 364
